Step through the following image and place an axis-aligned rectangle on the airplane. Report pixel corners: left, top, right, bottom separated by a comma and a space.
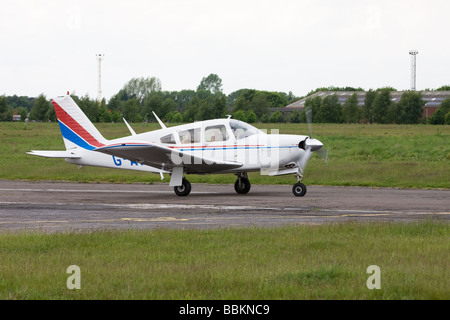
27, 93, 323, 197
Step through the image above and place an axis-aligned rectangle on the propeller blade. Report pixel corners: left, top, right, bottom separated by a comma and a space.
298, 147, 312, 174
305, 104, 313, 138
317, 147, 329, 163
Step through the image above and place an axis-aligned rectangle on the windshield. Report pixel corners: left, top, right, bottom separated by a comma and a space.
229, 120, 261, 140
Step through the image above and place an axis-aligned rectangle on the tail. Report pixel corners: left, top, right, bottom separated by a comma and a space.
52, 95, 108, 150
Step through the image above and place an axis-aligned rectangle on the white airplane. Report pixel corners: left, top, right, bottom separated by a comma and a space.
27, 93, 323, 196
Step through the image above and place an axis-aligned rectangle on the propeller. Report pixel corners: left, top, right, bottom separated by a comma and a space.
296, 104, 328, 175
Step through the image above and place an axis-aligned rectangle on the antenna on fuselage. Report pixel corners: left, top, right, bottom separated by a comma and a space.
152, 111, 167, 129
123, 118, 137, 136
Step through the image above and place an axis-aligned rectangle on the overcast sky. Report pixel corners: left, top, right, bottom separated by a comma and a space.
1, 0, 449, 101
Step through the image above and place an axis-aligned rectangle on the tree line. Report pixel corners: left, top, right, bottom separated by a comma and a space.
1, 74, 449, 124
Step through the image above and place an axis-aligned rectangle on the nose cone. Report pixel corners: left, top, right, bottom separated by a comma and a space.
306, 138, 323, 151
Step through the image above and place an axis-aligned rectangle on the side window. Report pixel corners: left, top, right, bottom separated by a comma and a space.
178, 128, 200, 144
160, 133, 176, 144
205, 125, 229, 142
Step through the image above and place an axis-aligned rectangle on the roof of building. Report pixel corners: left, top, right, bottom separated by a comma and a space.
285, 91, 450, 109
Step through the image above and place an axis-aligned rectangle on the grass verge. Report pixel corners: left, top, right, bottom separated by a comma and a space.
0, 221, 448, 300
1, 122, 449, 188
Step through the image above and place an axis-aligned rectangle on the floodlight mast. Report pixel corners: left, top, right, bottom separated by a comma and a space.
409, 50, 418, 91
96, 54, 105, 103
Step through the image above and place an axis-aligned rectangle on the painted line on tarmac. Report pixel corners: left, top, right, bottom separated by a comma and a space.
0, 188, 216, 194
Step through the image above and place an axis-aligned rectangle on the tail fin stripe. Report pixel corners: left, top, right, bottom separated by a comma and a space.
52, 100, 105, 149
57, 120, 97, 150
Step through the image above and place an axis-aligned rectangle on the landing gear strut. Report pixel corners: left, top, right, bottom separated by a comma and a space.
174, 177, 191, 196
234, 172, 251, 194
292, 174, 307, 197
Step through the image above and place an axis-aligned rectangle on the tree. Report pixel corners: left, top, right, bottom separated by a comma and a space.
161, 98, 177, 120
251, 92, 270, 120
142, 92, 163, 121
363, 89, 376, 123
429, 97, 450, 124
123, 77, 162, 102
166, 111, 183, 123
397, 91, 425, 124
197, 74, 223, 94
315, 94, 343, 123
269, 111, 284, 123
99, 106, 113, 123
290, 109, 301, 123
245, 110, 257, 123
342, 93, 361, 123
29, 94, 51, 121
233, 110, 247, 122
445, 111, 450, 124
232, 89, 256, 113
372, 89, 392, 124
122, 98, 141, 123
16, 107, 28, 122
0, 95, 12, 121
303, 95, 322, 123
171, 89, 196, 114
183, 95, 202, 122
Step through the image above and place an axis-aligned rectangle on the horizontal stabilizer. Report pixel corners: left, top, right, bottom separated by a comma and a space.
27, 150, 81, 159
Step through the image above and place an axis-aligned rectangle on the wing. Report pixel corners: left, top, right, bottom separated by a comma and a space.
95, 142, 242, 174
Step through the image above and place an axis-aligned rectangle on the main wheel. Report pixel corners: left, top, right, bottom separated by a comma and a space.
292, 182, 307, 197
234, 178, 251, 194
174, 178, 191, 196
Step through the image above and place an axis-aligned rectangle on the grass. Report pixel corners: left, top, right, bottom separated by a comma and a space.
0, 221, 448, 299
0, 122, 449, 188
1, 122, 449, 300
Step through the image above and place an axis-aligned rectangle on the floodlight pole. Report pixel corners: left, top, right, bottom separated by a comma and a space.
96, 54, 105, 103
409, 50, 418, 91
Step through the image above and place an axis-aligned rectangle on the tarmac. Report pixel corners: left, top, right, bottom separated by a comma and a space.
0, 180, 448, 232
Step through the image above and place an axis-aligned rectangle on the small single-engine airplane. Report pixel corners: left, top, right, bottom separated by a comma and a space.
28, 93, 323, 196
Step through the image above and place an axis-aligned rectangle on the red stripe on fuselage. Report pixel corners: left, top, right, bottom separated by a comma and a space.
52, 99, 104, 148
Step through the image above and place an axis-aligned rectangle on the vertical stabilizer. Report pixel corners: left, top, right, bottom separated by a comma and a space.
52, 95, 108, 150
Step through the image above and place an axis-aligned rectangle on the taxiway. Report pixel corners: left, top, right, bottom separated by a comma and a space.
0, 180, 448, 232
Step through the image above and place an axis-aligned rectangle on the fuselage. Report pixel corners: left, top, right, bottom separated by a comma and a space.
66, 118, 318, 175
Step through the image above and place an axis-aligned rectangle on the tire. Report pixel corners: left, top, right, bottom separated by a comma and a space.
234, 178, 251, 194
292, 182, 307, 197
174, 178, 191, 196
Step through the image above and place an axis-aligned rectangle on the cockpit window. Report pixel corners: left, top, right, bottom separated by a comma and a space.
178, 128, 201, 144
160, 133, 176, 144
229, 120, 260, 139
205, 125, 229, 142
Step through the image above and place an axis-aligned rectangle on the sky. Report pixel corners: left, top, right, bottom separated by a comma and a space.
1, 0, 449, 101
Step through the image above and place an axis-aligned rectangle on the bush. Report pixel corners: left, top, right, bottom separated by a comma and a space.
445, 111, 450, 125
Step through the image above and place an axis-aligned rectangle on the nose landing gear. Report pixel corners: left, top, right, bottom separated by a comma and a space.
292, 173, 307, 197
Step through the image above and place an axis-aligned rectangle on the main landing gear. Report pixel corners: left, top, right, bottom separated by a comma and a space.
174, 177, 191, 196
234, 172, 251, 194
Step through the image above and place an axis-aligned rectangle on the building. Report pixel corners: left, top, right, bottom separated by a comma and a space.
285, 91, 450, 119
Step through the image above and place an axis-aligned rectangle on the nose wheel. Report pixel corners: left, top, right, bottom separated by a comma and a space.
292, 182, 307, 197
